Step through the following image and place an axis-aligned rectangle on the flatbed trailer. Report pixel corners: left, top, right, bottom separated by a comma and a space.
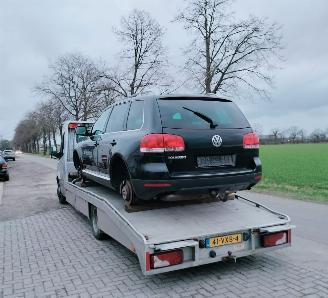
57, 121, 294, 275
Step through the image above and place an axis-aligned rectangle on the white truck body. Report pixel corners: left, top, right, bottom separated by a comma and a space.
57, 121, 294, 275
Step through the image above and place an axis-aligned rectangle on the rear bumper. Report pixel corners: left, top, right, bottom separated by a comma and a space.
4, 156, 15, 160
132, 171, 261, 200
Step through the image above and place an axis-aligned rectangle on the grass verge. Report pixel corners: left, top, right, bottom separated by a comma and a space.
253, 143, 328, 203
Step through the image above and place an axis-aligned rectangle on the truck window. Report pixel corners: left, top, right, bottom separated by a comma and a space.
106, 103, 129, 132
127, 100, 144, 130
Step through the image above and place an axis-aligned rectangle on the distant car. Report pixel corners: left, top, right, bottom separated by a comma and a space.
0, 156, 9, 181
73, 94, 262, 206
15, 150, 23, 156
3, 150, 15, 161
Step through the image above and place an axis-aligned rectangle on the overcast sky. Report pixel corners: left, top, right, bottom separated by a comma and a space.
1, 0, 328, 140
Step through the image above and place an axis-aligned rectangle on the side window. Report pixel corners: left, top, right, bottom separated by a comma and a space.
106, 103, 129, 132
127, 100, 144, 130
92, 108, 112, 135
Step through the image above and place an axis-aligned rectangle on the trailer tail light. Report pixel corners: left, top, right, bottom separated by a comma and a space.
150, 249, 183, 269
262, 231, 289, 247
140, 134, 185, 153
243, 133, 260, 149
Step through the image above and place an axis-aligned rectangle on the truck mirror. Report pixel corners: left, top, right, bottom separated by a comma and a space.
52, 151, 63, 159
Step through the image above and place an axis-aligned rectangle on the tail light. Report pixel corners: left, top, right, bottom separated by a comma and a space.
68, 123, 78, 129
140, 134, 185, 153
150, 249, 184, 269
243, 132, 260, 149
262, 231, 289, 247
1, 163, 8, 169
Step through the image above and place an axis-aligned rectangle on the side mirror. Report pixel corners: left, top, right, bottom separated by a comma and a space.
52, 152, 63, 159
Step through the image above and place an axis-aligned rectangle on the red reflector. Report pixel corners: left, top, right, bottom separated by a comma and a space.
255, 175, 262, 181
262, 231, 288, 247
145, 252, 151, 272
68, 123, 78, 129
243, 132, 260, 149
144, 183, 172, 187
140, 134, 185, 153
150, 249, 183, 269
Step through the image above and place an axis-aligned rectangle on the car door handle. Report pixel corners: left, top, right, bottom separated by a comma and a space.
110, 140, 117, 146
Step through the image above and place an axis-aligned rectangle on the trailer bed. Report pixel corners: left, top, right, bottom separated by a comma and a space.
59, 121, 293, 275
67, 182, 289, 244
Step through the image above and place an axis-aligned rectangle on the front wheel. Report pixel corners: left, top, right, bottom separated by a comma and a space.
57, 183, 67, 204
90, 205, 105, 240
120, 179, 139, 207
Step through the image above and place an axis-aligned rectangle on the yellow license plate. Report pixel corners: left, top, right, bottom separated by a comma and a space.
208, 233, 242, 248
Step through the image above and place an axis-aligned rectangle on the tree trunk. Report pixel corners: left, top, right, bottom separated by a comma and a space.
42, 129, 47, 155
52, 129, 57, 148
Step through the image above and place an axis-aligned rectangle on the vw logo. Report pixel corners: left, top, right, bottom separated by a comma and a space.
212, 135, 222, 147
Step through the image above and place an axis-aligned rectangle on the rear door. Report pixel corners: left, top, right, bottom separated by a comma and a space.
97, 102, 130, 175
157, 98, 254, 177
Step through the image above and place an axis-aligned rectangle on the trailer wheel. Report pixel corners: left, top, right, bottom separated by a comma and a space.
90, 205, 105, 240
120, 179, 139, 207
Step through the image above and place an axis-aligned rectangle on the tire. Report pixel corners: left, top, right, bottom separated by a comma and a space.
120, 179, 139, 207
4, 175, 9, 181
90, 205, 105, 240
57, 183, 67, 204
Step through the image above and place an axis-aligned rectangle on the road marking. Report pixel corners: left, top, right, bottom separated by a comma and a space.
0, 183, 3, 206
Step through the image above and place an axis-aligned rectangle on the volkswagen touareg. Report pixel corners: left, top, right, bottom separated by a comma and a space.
73, 94, 262, 206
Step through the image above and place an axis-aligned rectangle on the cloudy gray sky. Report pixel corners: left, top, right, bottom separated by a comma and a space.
1, 0, 327, 140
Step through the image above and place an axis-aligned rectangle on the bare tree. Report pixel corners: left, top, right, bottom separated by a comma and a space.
104, 9, 168, 97
310, 129, 326, 143
287, 126, 300, 143
298, 128, 306, 143
13, 117, 40, 153
271, 128, 281, 143
36, 53, 104, 120
176, 0, 282, 96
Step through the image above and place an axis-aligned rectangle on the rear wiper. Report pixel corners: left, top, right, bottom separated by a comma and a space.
182, 107, 218, 129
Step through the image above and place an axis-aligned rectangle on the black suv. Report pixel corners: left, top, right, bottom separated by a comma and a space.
74, 94, 262, 206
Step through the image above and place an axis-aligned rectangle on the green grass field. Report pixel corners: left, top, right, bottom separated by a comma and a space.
254, 143, 328, 202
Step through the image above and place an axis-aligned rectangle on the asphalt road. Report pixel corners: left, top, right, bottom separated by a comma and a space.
1, 154, 328, 297
0, 154, 59, 221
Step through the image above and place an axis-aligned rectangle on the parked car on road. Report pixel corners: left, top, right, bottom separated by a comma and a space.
3, 149, 15, 161
0, 156, 9, 181
73, 94, 262, 206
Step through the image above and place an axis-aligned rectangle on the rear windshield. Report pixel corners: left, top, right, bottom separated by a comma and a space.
158, 98, 250, 129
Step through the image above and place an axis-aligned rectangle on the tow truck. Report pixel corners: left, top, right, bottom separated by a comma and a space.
56, 121, 294, 275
